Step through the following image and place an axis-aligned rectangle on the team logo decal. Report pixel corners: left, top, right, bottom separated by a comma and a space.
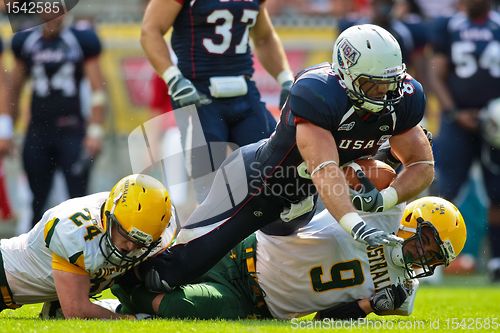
337, 39, 361, 68
379, 125, 390, 131
338, 121, 355, 131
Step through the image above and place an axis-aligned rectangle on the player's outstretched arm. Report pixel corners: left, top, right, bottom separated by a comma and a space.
389, 125, 434, 203
315, 284, 409, 320
53, 269, 132, 319
296, 122, 401, 247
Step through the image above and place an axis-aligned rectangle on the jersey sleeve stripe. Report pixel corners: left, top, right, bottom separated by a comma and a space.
52, 253, 88, 276
68, 251, 85, 270
43, 217, 60, 248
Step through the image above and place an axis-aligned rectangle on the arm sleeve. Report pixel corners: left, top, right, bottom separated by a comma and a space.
44, 217, 87, 272
393, 79, 426, 134
315, 301, 368, 320
74, 28, 102, 59
11, 32, 29, 59
429, 17, 451, 55
289, 78, 339, 130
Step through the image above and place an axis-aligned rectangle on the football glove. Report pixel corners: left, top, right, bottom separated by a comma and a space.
144, 267, 174, 293
351, 220, 403, 247
279, 80, 293, 109
350, 170, 385, 212
165, 68, 201, 108
370, 283, 409, 314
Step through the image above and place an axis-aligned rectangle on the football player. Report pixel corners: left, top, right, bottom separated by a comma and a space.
9, 14, 106, 227
141, 0, 293, 201
429, 0, 500, 280
139, 24, 434, 292
0, 174, 177, 319
106, 197, 465, 320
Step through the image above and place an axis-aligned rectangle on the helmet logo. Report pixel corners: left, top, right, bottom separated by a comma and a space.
129, 227, 153, 245
337, 39, 360, 69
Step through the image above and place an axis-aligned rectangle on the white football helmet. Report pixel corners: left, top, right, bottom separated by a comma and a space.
480, 98, 500, 148
332, 24, 406, 113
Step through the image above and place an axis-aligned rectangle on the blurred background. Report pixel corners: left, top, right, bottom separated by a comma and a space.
0, 0, 498, 284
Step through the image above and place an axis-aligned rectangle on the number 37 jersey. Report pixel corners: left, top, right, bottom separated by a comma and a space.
0, 193, 178, 305
11, 26, 102, 125
172, 0, 264, 80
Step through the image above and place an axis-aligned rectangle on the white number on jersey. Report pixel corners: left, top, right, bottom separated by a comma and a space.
203, 9, 258, 55
32, 63, 77, 97
452, 41, 500, 78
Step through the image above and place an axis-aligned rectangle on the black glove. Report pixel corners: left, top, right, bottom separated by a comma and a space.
370, 284, 410, 314
350, 170, 385, 212
351, 220, 402, 247
144, 267, 174, 293
279, 80, 293, 109
166, 71, 201, 108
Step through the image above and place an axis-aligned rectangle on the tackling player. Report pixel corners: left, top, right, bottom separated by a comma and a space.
106, 197, 466, 320
0, 174, 177, 319
138, 24, 435, 292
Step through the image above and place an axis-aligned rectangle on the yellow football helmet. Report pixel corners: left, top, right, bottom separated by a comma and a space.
396, 196, 467, 278
99, 174, 172, 269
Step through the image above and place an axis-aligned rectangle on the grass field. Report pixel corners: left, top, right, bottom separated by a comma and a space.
1, 279, 499, 333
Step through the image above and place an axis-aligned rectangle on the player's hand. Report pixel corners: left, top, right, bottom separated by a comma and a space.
370, 283, 409, 314
279, 80, 293, 109
453, 109, 480, 132
144, 267, 173, 293
350, 170, 385, 212
167, 72, 201, 108
351, 220, 403, 247
84, 136, 103, 158
0, 138, 13, 159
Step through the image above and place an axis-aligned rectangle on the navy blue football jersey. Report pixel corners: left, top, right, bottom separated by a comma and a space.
255, 63, 425, 203
0, 36, 3, 54
430, 12, 500, 108
11, 26, 101, 125
171, 0, 264, 80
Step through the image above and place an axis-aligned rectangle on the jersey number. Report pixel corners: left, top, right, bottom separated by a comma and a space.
32, 62, 77, 97
310, 259, 364, 292
203, 9, 258, 55
451, 41, 500, 78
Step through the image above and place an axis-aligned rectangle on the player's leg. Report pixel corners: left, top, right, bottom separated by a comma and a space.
22, 129, 56, 226
481, 145, 500, 282
229, 81, 277, 146
57, 132, 89, 198
432, 117, 479, 199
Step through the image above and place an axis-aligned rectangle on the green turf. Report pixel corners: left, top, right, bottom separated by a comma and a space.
1, 285, 499, 333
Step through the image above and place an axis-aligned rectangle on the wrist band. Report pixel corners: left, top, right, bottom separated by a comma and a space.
277, 70, 294, 86
380, 186, 398, 211
91, 90, 107, 107
87, 123, 104, 139
339, 212, 363, 234
404, 160, 435, 168
162, 65, 182, 84
0, 114, 13, 139
310, 160, 338, 177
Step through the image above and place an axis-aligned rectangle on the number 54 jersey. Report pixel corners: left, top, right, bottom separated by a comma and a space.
0, 193, 178, 305
11, 25, 101, 126
256, 205, 418, 319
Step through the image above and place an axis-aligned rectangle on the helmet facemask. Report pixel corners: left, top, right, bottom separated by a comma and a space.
348, 69, 406, 113
400, 217, 449, 279
99, 193, 161, 270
